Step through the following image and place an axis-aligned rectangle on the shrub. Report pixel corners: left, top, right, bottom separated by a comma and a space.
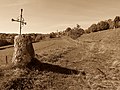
0, 39, 11, 46
65, 27, 72, 32
88, 24, 97, 32
68, 28, 84, 39
97, 21, 110, 31
76, 24, 80, 29
6, 37, 14, 44
64, 24, 84, 39
114, 16, 120, 28
49, 32, 56, 38
35, 34, 43, 42
106, 19, 114, 29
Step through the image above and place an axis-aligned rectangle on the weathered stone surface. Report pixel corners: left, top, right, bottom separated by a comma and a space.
12, 35, 35, 67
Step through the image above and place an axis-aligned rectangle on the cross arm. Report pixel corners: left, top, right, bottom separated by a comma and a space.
11, 18, 26, 25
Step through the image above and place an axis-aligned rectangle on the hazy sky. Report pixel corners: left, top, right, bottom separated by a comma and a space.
0, 0, 120, 34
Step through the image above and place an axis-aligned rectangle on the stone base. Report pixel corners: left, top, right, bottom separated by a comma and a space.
12, 35, 35, 67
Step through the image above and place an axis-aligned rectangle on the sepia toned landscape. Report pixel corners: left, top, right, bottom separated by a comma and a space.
0, 16, 120, 90
0, 0, 120, 90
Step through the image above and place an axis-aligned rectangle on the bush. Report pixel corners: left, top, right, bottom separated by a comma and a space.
6, 38, 14, 44
0, 39, 11, 47
114, 16, 120, 28
63, 24, 84, 39
88, 24, 97, 32
86, 21, 110, 34
68, 28, 84, 39
35, 34, 43, 42
65, 27, 72, 32
97, 21, 110, 31
49, 32, 56, 38
106, 19, 114, 29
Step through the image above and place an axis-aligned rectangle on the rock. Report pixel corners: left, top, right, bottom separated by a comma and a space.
12, 35, 35, 67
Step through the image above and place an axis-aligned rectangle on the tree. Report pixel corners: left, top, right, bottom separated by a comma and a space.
114, 16, 120, 28
65, 27, 72, 32
49, 32, 56, 38
76, 24, 80, 29
68, 28, 84, 39
97, 21, 110, 31
35, 34, 43, 42
88, 24, 97, 32
106, 19, 114, 29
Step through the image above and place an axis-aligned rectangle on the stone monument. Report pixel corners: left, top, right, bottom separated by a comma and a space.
12, 35, 35, 67
11, 9, 34, 67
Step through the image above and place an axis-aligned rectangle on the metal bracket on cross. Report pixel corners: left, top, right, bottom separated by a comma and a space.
12, 9, 26, 35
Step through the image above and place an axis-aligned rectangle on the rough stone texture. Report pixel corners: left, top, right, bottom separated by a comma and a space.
12, 35, 35, 67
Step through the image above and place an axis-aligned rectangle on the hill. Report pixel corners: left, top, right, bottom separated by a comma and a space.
0, 28, 120, 90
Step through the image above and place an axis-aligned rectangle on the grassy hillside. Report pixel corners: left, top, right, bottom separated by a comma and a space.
0, 28, 120, 90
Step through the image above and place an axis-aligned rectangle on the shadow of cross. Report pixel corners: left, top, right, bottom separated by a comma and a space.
11, 9, 26, 35
26, 58, 80, 75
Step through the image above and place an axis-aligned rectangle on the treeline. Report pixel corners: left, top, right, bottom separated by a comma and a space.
0, 16, 120, 47
0, 33, 16, 46
63, 24, 84, 39
0, 33, 49, 47
49, 24, 84, 39
50, 16, 120, 39
85, 16, 120, 33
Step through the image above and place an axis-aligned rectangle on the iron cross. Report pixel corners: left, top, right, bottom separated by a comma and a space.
12, 9, 26, 35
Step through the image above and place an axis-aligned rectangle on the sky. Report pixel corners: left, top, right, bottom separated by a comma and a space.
0, 0, 120, 34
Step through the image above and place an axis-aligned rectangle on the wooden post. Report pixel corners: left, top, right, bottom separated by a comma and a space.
6, 56, 8, 64
20, 9, 23, 35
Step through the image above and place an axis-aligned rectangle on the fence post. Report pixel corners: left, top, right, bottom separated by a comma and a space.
6, 56, 8, 64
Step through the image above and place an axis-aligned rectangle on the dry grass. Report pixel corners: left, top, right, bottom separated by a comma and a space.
0, 28, 120, 90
